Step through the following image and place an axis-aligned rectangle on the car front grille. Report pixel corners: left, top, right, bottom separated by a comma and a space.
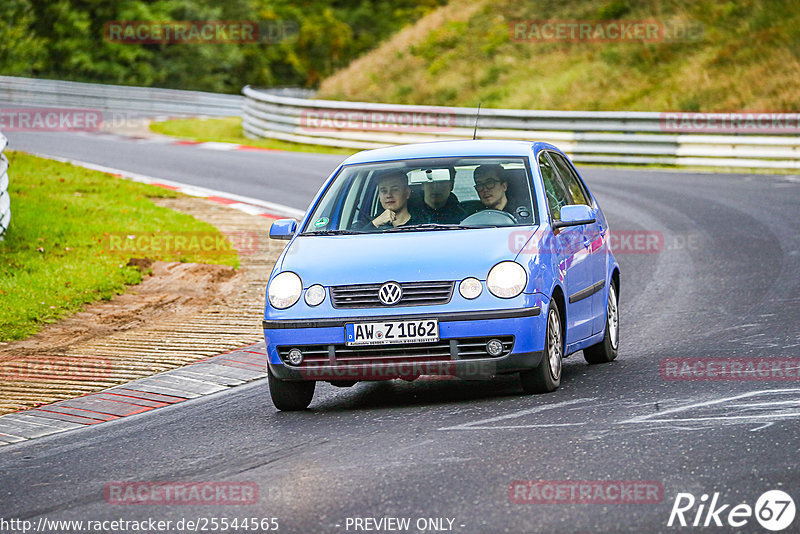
330, 281, 455, 308
277, 336, 514, 368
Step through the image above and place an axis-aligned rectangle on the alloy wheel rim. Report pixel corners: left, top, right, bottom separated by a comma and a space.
608, 285, 619, 349
547, 309, 562, 380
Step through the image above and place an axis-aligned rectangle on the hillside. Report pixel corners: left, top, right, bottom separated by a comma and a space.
0, 0, 444, 93
317, 0, 800, 111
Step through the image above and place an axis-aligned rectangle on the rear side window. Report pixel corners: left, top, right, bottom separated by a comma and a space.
538, 152, 570, 221
550, 152, 590, 206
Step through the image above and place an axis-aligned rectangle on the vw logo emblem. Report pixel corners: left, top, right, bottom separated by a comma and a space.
378, 282, 403, 305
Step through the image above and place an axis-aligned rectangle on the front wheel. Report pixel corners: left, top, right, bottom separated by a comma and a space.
268, 369, 315, 411
584, 282, 619, 364
520, 302, 563, 394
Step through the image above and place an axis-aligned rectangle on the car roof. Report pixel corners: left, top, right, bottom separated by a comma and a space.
342, 140, 557, 165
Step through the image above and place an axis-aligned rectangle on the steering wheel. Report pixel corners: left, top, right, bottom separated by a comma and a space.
460, 209, 518, 226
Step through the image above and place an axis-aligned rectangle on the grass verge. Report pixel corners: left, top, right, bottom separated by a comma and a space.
0, 152, 238, 341
149, 117, 357, 156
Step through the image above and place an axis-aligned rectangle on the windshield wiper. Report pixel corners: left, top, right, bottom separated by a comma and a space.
301, 229, 363, 236
383, 224, 477, 232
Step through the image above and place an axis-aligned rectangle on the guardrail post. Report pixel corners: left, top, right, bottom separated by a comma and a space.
0, 131, 10, 238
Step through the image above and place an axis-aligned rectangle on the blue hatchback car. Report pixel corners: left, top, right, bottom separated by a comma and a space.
264, 140, 620, 410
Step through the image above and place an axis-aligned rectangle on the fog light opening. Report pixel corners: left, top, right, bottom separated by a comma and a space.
287, 348, 304, 365
486, 339, 504, 357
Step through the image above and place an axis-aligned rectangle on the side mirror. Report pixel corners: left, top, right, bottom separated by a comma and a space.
269, 219, 298, 240
553, 205, 596, 229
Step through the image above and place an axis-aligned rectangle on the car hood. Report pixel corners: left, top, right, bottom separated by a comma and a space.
279, 227, 538, 286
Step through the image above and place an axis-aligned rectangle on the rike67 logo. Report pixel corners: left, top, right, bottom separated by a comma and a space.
668, 490, 795, 531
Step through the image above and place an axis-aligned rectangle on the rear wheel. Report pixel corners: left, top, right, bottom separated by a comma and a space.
268, 369, 315, 411
520, 302, 563, 394
584, 282, 619, 364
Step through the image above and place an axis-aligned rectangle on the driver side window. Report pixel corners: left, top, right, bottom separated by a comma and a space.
538, 152, 570, 221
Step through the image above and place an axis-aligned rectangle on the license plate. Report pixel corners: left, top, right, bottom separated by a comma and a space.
345, 319, 439, 346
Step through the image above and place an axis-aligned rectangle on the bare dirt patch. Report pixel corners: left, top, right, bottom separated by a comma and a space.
0, 196, 282, 415
0, 260, 237, 361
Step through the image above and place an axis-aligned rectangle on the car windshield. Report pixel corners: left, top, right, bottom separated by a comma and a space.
301, 157, 536, 234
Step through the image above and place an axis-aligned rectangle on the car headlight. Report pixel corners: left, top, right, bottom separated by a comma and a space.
304, 284, 326, 306
487, 261, 527, 298
459, 277, 483, 299
268, 272, 303, 309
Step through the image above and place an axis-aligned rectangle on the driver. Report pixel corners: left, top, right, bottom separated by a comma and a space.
463, 164, 532, 222
471, 164, 519, 215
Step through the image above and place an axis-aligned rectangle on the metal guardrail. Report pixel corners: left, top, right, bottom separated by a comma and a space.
0, 131, 10, 237
0, 76, 242, 117
243, 86, 800, 170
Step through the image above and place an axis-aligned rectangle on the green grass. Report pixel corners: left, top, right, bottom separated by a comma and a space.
150, 117, 358, 156
0, 152, 238, 341
318, 0, 800, 112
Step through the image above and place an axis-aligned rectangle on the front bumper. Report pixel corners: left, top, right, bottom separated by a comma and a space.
264, 305, 547, 381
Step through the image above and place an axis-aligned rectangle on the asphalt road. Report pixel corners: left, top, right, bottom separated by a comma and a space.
1, 131, 799, 533
4, 131, 344, 212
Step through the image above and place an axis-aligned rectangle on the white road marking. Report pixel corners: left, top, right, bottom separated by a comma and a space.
621, 388, 800, 425
230, 202, 272, 216
726, 400, 800, 409
197, 142, 239, 151
438, 398, 594, 431
634, 413, 800, 423
455, 422, 587, 430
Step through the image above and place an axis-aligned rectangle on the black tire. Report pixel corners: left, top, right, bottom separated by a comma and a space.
584, 281, 619, 364
268, 369, 315, 411
520, 301, 563, 394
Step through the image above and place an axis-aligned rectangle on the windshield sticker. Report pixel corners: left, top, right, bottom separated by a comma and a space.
313, 217, 329, 228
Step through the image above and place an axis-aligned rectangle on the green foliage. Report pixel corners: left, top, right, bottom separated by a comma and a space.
597, 0, 631, 20
0, 0, 445, 92
0, 0, 48, 74
149, 116, 357, 155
